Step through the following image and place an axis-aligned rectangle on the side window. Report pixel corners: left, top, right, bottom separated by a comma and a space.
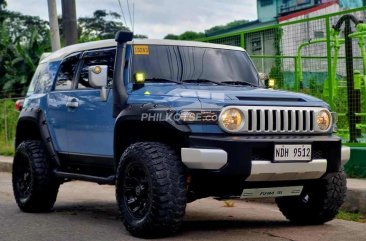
77, 49, 115, 89
55, 53, 80, 91
27, 61, 61, 95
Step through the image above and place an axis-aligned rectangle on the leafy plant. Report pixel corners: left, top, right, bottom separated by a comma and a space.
78, 10, 130, 42
0, 100, 18, 156
164, 19, 250, 40
269, 28, 284, 89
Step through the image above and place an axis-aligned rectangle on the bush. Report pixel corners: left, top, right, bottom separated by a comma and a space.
0, 99, 18, 156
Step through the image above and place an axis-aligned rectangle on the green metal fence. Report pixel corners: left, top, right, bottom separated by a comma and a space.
199, 6, 366, 146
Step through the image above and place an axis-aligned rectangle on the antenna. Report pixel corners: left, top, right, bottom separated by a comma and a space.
117, 0, 129, 29
126, 0, 133, 32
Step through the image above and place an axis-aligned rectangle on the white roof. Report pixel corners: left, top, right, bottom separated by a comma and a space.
41, 39, 245, 64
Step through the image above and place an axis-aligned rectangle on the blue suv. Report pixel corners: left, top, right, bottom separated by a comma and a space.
12, 31, 350, 238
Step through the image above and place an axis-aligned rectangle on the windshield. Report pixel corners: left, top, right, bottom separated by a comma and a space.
131, 45, 259, 86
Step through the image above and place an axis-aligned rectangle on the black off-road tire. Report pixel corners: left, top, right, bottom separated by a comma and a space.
276, 170, 347, 225
12, 141, 60, 213
116, 142, 187, 238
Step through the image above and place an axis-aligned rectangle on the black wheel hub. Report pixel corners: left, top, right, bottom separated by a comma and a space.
14, 156, 32, 200
123, 162, 151, 219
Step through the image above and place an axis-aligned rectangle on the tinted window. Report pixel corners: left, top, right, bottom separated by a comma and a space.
132, 45, 259, 86
27, 61, 60, 95
55, 53, 80, 90
77, 49, 115, 89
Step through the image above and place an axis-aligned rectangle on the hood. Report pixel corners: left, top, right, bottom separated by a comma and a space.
128, 83, 328, 109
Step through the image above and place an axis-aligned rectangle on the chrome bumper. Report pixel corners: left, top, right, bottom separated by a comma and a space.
181, 148, 227, 169
341, 146, 351, 166
181, 146, 349, 181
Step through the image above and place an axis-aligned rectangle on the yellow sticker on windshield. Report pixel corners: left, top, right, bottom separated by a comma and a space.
134, 45, 149, 55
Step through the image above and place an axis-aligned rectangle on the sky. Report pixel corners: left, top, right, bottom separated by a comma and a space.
6, 0, 258, 39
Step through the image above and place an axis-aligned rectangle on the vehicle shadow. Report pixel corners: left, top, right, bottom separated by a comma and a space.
53, 201, 297, 232
182, 219, 294, 232
53, 201, 120, 221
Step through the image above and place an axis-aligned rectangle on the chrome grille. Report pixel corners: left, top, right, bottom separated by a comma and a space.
228, 106, 324, 134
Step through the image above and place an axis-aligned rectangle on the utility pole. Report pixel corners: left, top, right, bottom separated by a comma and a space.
61, 0, 78, 46
47, 0, 61, 51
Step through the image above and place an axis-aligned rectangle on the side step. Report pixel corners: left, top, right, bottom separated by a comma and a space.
54, 171, 115, 185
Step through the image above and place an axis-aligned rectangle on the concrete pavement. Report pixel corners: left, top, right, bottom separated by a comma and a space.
1, 172, 366, 241
1, 155, 366, 214
0, 155, 12, 173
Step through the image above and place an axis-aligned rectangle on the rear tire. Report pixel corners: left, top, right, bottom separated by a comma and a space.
12, 141, 59, 213
116, 142, 186, 238
276, 170, 347, 224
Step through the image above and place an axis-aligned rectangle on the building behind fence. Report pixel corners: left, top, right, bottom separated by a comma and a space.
200, 6, 366, 146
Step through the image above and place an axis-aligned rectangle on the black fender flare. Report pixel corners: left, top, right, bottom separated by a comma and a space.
113, 103, 191, 166
16, 108, 61, 167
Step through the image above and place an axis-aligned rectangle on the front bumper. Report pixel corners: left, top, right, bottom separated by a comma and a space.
182, 134, 344, 182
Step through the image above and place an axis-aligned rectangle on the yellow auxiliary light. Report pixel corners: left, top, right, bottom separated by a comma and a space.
268, 79, 275, 88
134, 72, 146, 84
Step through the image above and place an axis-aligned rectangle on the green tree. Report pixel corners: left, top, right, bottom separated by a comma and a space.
0, 0, 7, 22
133, 34, 148, 39
205, 19, 249, 35
0, 0, 6, 10
164, 31, 204, 41
164, 19, 250, 40
179, 31, 205, 40
78, 10, 130, 42
1, 28, 50, 96
164, 34, 179, 40
0, 5, 50, 97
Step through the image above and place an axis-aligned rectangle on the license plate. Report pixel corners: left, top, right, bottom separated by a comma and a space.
241, 186, 303, 199
274, 144, 311, 162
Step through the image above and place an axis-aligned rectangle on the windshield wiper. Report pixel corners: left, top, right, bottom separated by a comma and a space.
221, 81, 256, 87
182, 79, 222, 85
145, 78, 181, 84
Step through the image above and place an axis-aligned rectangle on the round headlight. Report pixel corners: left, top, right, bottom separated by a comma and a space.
316, 110, 331, 131
219, 108, 244, 132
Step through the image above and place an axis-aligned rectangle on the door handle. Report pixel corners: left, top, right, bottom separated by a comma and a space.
66, 97, 79, 108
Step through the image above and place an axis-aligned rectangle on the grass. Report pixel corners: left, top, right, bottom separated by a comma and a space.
337, 210, 366, 223
0, 140, 14, 156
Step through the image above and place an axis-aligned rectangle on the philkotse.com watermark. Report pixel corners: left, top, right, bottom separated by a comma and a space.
140, 111, 218, 122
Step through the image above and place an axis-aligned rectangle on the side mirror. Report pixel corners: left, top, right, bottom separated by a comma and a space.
258, 72, 269, 88
88, 65, 108, 88
88, 65, 108, 101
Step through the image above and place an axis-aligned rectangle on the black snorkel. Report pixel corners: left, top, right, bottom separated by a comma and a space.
113, 30, 134, 117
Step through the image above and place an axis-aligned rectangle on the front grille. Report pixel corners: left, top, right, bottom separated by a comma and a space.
228, 106, 324, 134
246, 107, 314, 133
248, 109, 314, 132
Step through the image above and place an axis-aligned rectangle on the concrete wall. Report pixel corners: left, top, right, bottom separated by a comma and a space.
257, 0, 278, 22
257, 0, 320, 22
280, 3, 340, 73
